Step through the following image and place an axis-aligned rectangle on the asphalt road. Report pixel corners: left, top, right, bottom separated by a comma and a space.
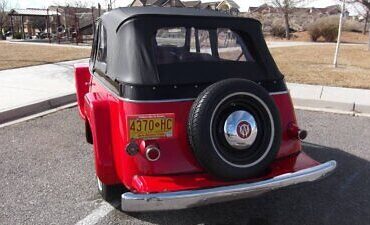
0, 108, 369, 225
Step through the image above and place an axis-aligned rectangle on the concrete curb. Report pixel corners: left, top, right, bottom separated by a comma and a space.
291, 98, 355, 112
287, 83, 370, 115
0, 93, 76, 124
0, 83, 369, 125
7, 40, 91, 49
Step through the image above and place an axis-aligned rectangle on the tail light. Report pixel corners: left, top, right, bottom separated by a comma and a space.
145, 145, 161, 161
288, 122, 307, 140
126, 141, 139, 156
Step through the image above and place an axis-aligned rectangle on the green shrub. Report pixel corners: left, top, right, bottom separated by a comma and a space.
307, 16, 339, 42
344, 20, 363, 33
271, 24, 286, 38
307, 25, 321, 42
321, 24, 338, 42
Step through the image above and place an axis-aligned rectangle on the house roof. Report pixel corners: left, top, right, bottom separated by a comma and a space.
248, 4, 343, 14
200, 0, 239, 10
221, 0, 239, 9
200, 2, 219, 9
130, 0, 188, 7
129, 0, 145, 6
8, 8, 61, 16
162, 0, 185, 7
182, 1, 201, 7
248, 4, 279, 13
147, 0, 166, 6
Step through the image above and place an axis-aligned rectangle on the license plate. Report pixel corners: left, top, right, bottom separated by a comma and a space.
128, 114, 174, 139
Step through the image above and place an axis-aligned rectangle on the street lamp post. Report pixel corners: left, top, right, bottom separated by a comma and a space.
333, 0, 346, 68
47, 8, 51, 44
57, 7, 60, 44
368, 25, 370, 51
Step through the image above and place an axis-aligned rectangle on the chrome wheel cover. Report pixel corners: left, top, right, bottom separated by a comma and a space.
223, 110, 258, 150
210, 92, 275, 168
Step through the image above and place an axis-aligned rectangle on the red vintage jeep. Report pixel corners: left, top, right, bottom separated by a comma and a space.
74, 7, 336, 212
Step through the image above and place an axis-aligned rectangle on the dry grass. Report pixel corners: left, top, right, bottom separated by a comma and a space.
2, 41, 368, 89
270, 44, 370, 89
0, 42, 91, 70
266, 31, 369, 44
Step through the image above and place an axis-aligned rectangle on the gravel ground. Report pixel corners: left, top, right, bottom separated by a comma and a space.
0, 108, 369, 225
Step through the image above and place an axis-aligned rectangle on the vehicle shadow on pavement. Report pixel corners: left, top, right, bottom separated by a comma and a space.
119, 142, 370, 225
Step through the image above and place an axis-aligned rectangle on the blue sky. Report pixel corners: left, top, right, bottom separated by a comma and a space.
7, 0, 366, 15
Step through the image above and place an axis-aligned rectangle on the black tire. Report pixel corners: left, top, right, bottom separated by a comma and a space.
188, 79, 282, 180
97, 177, 126, 202
85, 121, 93, 144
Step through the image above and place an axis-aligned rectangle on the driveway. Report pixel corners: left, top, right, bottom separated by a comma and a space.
0, 108, 369, 225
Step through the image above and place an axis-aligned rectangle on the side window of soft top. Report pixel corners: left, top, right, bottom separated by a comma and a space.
90, 22, 100, 64
97, 24, 107, 63
94, 22, 107, 74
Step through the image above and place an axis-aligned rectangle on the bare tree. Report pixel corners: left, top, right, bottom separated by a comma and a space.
0, 0, 9, 38
350, 0, 369, 34
357, 0, 370, 8
267, 0, 305, 40
362, 10, 368, 34
352, 0, 370, 49
65, 0, 89, 8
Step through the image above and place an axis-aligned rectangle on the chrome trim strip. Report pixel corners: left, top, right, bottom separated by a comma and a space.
269, 91, 289, 96
120, 97, 197, 103
121, 160, 337, 212
92, 74, 289, 103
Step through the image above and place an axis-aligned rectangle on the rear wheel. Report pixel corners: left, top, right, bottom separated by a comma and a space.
188, 79, 282, 180
97, 177, 125, 202
85, 121, 93, 144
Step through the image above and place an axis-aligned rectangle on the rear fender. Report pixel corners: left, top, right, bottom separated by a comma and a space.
84, 93, 119, 185
272, 93, 302, 158
74, 63, 91, 119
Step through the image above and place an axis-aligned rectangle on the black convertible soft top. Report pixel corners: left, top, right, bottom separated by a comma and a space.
102, 7, 237, 32
93, 7, 283, 87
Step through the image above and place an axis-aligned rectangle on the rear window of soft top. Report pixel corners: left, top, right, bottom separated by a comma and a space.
154, 27, 255, 65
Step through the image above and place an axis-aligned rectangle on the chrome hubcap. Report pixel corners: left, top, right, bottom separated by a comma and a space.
97, 177, 103, 192
223, 110, 258, 150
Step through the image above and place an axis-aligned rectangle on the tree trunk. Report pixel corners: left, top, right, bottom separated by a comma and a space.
20, 15, 24, 39
283, 12, 290, 40
363, 11, 369, 35
368, 26, 370, 51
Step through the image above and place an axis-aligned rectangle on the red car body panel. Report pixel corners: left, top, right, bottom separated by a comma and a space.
74, 64, 90, 120
75, 63, 313, 193
130, 152, 319, 193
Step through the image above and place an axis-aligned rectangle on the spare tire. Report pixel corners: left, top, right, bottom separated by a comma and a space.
188, 79, 282, 180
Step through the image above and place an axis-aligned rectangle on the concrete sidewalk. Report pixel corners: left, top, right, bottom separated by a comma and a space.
6, 40, 91, 49
0, 59, 88, 123
1, 57, 370, 123
0, 58, 88, 111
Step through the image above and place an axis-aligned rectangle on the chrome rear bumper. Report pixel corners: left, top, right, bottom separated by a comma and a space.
121, 160, 336, 212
